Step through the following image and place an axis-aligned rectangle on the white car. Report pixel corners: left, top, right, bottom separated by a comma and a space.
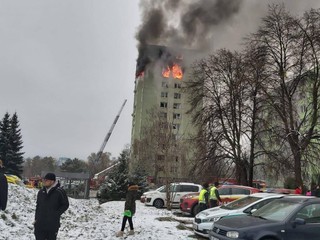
193, 192, 284, 238
141, 182, 201, 208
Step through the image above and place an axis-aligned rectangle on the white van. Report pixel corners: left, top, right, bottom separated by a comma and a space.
141, 182, 202, 208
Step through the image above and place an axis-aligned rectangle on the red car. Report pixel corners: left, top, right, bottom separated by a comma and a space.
179, 185, 260, 216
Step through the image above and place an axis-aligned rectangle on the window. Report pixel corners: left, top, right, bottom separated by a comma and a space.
181, 185, 200, 192
173, 103, 181, 109
161, 92, 168, 98
218, 188, 231, 195
160, 112, 167, 119
174, 83, 181, 88
244, 198, 276, 214
159, 122, 168, 129
160, 102, 168, 108
173, 124, 180, 130
162, 82, 168, 88
231, 188, 250, 195
170, 166, 178, 173
157, 155, 165, 161
296, 204, 320, 223
174, 93, 181, 99
173, 113, 181, 120
222, 196, 260, 210
172, 184, 181, 192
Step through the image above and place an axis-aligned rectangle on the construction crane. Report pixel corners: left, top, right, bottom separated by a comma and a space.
91, 99, 127, 184
94, 99, 127, 163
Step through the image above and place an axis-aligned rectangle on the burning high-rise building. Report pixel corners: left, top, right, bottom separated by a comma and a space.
130, 45, 199, 184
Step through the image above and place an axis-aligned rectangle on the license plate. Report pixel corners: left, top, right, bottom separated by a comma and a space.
210, 237, 219, 240
193, 223, 198, 230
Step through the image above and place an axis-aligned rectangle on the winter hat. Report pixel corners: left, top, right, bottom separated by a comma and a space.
128, 181, 135, 187
44, 173, 56, 181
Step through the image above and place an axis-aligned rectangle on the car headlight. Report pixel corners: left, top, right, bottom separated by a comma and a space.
208, 217, 221, 222
226, 231, 239, 238
202, 216, 220, 223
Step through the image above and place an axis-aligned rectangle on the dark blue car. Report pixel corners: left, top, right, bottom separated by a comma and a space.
209, 196, 320, 240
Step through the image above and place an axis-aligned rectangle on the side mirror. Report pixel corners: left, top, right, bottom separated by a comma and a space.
293, 218, 306, 226
250, 209, 257, 214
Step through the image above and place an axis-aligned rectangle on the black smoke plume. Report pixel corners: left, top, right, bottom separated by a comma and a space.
135, 0, 243, 77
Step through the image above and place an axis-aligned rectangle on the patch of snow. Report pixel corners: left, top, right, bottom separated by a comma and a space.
0, 184, 198, 240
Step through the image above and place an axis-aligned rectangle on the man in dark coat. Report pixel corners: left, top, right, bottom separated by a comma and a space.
0, 159, 8, 211
34, 173, 69, 240
116, 182, 139, 237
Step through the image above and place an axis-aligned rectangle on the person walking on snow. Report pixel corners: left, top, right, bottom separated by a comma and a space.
116, 182, 139, 237
0, 159, 8, 211
34, 173, 69, 240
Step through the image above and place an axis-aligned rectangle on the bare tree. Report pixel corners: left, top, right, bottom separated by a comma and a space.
131, 107, 190, 209
186, 49, 262, 185
248, 5, 320, 186
87, 152, 112, 177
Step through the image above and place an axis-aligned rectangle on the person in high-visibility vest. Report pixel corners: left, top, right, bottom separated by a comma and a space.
209, 182, 222, 208
198, 182, 209, 212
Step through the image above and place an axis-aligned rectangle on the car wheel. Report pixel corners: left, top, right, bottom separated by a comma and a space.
153, 199, 164, 208
192, 204, 200, 216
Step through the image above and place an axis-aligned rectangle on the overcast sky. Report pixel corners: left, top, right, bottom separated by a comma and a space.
1, 0, 320, 161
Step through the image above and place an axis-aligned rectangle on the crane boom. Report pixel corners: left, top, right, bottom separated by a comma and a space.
95, 99, 127, 162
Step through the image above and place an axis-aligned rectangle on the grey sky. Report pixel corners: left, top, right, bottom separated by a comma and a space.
0, 0, 140, 160
1, 0, 320, 161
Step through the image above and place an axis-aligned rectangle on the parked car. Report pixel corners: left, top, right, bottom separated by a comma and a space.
141, 182, 202, 208
193, 193, 284, 238
209, 196, 320, 240
180, 185, 260, 216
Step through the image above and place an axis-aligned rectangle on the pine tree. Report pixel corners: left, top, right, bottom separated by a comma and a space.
7, 113, 24, 177
100, 148, 129, 201
0, 112, 24, 177
0, 112, 11, 167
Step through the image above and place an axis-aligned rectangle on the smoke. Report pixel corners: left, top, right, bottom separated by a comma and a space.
135, 0, 244, 76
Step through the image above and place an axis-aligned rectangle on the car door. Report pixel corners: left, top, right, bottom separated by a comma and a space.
170, 184, 182, 205
285, 203, 320, 240
218, 187, 232, 204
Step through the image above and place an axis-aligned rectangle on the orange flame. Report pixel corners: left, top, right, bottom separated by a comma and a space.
162, 63, 183, 79
172, 63, 183, 79
162, 66, 171, 78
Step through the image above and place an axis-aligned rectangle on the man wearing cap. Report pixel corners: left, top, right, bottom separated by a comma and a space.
34, 173, 69, 240
0, 159, 8, 211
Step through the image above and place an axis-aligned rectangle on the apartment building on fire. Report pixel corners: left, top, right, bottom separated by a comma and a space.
130, 45, 199, 184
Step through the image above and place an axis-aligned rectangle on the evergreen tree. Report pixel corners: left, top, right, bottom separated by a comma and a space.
60, 158, 88, 172
0, 112, 24, 177
0, 113, 11, 168
7, 113, 24, 177
130, 165, 148, 195
99, 148, 129, 201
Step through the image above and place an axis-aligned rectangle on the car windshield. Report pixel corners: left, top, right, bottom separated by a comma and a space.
252, 199, 299, 221
157, 186, 165, 192
221, 196, 261, 210
158, 184, 178, 193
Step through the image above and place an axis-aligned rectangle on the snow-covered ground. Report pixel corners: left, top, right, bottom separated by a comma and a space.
0, 184, 201, 240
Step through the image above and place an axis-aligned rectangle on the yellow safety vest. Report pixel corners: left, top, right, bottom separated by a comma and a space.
199, 189, 208, 203
210, 186, 217, 200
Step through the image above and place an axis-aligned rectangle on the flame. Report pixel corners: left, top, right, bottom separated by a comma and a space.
172, 63, 183, 79
162, 66, 171, 78
162, 63, 183, 79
